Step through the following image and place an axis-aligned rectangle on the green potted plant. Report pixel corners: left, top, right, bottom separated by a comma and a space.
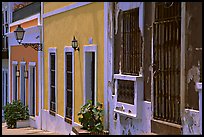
72, 100, 108, 135
3, 100, 29, 128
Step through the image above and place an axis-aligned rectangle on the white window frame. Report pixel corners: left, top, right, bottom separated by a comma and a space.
12, 61, 18, 101
112, 2, 144, 118
113, 74, 143, 118
20, 62, 26, 106
28, 62, 37, 117
48, 48, 57, 114
83, 45, 97, 105
64, 46, 74, 123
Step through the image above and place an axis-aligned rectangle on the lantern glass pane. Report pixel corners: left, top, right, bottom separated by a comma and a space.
16, 31, 24, 41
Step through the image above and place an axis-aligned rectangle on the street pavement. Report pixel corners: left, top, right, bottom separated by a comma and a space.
2, 122, 63, 135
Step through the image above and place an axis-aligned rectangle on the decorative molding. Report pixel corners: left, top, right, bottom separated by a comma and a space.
42, 2, 92, 19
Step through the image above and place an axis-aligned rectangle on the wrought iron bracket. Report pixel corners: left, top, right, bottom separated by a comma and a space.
22, 43, 43, 51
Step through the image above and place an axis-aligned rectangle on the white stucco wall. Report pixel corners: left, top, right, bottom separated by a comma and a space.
182, 109, 200, 135
41, 109, 72, 135
109, 100, 152, 135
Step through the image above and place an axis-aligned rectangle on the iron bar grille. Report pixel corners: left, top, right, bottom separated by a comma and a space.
117, 80, 134, 105
114, 8, 142, 76
153, 2, 181, 124
66, 52, 72, 119
50, 53, 56, 112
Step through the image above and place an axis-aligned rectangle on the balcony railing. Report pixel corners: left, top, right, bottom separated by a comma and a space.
12, 2, 41, 22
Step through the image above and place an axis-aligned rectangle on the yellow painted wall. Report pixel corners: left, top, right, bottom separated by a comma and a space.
43, 2, 104, 124
43, 2, 76, 14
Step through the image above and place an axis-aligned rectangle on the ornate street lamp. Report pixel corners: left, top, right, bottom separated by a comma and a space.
71, 36, 79, 51
14, 25, 42, 51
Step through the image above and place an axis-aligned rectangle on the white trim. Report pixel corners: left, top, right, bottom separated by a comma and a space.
113, 76, 143, 119
196, 82, 202, 91
64, 46, 74, 123
28, 62, 37, 117
29, 62, 36, 66
12, 61, 18, 65
8, 41, 11, 103
114, 74, 142, 81
103, 2, 108, 130
83, 45, 97, 105
42, 2, 92, 19
40, 2, 44, 130
48, 48, 57, 113
151, 2, 155, 119
20, 62, 26, 106
9, 13, 40, 27
12, 61, 18, 101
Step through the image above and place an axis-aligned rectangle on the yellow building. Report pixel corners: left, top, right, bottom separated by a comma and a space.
42, 2, 105, 134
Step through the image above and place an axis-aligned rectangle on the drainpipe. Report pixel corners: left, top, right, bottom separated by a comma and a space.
180, 2, 186, 133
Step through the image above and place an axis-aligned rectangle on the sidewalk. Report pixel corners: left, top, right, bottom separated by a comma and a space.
2, 122, 63, 135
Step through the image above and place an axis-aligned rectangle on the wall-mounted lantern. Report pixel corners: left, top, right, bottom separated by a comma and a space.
71, 36, 79, 51
24, 70, 28, 79
14, 25, 42, 51
16, 70, 20, 77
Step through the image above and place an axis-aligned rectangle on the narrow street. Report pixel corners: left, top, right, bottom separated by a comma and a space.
2, 122, 63, 135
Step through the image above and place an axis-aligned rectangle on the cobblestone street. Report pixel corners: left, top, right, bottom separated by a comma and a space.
2, 122, 62, 135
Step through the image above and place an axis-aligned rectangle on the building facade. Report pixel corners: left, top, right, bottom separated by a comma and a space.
6, 2, 42, 129
2, 2, 11, 120
2, 2, 202, 135
41, 2, 106, 134
106, 2, 202, 135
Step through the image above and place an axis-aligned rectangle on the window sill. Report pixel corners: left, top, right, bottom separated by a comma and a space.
114, 74, 143, 81
49, 110, 56, 116
114, 109, 137, 118
64, 117, 72, 124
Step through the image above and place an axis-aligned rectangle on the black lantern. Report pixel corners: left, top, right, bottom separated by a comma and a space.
14, 25, 25, 44
14, 25, 42, 51
72, 36, 79, 51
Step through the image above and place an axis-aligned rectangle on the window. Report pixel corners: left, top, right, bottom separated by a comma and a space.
5, 36, 8, 49
50, 53, 56, 113
29, 63, 36, 116
64, 46, 74, 124
117, 80, 134, 105
2, 12, 4, 24
114, 8, 142, 76
83, 45, 97, 105
48, 48, 57, 115
12, 62, 18, 101
113, 4, 144, 118
5, 11, 7, 23
65, 52, 72, 119
20, 62, 26, 106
